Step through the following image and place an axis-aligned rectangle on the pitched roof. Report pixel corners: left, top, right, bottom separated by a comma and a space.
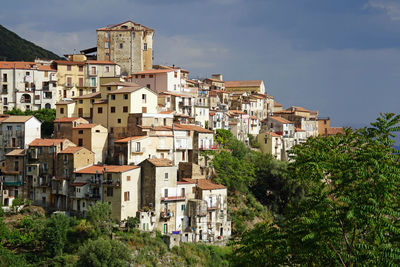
114, 136, 147, 143
269, 116, 293, 124
146, 158, 173, 167
29, 138, 68, 147
2, 116, 34, 123
73, 123, 99, 129
295, 127, 305, 132
97, 20, 154, 31
0, 61, 35, 70
173, 123, 213, 133
108, 85, 157, 95
54, 117, 82, 123
266, 132, 281, 137
86, 60, 116, 65
229, 110, 246, 115
225, 80, 263, 88
54, 60, 86, 65
182, 178, 226, 190
101, 81, 139, 87
327, 127, 345, 135
75, 165, 139, 174
56, 100, 75, 105
159, 110, 174, 114
6, 149, 25, 156
73, 91, 101, 99
274, 101, 282, 107
71, 182, 87, 187
58, 147, 85, 154
286, 106, 311, 113
134, 69, 174, 75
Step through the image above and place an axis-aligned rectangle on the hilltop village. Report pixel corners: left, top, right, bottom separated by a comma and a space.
0, 21, 343, 243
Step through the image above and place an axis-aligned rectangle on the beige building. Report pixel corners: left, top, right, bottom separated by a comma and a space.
97, 20, 154, 75
225, 80, 265, 94
54, 117, 89, 140
257, 132, 283, 160
71, 124, 108, 164
73, 164, 141, 220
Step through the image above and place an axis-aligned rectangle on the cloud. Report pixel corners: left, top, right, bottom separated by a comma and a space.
155, 34, 230, 71
365, 0, 400, 21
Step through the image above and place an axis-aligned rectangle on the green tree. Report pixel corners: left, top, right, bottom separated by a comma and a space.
215, 129, 234, 147
86, 202, 114, 238
42, 214, 70, 257
76, 238, 131, 267
235, 113, 400, 266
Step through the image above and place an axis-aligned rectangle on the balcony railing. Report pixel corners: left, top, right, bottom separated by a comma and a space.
160, 211, 173, 219
200, 144, 218, 150
161, 195, 185, 201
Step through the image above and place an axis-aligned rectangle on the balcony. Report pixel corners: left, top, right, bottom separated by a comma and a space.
102, 180, 121, 187
160, 211, 173, 219
199, 144, 218, 150
3, 176, 22, 186
161, 195, 185, 201
131, 147, 145, 154
65, 83, 74, 88
84, 193, 100, 199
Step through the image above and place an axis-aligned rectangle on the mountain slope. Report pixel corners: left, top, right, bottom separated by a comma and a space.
0, 24, 62, 61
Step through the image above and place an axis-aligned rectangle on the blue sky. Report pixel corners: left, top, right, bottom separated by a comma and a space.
1, 0, 400, 128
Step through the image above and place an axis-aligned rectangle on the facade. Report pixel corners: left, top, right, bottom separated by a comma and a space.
97, 21, 154, 75
225, 80, 265, 94
257, 132, 283, 160
131, 68, 186, 93
0, 116, 41, 161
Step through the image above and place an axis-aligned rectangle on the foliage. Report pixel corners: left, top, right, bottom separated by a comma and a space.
125, 216, 139, 231
248, 134, 260, 148
76, 237, 131, 267
43, 214, 70, 257
0, 24, 62, 61
11, 197, 25, 212
234, 113, 400, 266
215, 129, 234, 147
86, 202, 114, 238
5, 108, 56, 137
0, 245, 26, 267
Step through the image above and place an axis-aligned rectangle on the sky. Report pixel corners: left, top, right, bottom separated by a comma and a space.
1, 0, 400, 129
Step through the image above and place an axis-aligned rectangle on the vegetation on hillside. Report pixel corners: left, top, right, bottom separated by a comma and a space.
0, 25, 62, 61
5, 108, 56, 138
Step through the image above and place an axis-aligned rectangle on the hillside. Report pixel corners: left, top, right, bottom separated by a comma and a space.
0, 25, 62, 61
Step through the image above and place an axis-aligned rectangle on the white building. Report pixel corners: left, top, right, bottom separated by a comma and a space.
0, 61, 58, 111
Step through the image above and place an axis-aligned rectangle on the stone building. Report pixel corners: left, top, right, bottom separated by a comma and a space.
97, 21, 154, 75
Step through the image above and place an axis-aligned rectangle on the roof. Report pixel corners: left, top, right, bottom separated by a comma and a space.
58, 147, 85, 154
73, 123, 99, 129
274, 101, 282, 107
173, 123, 213, 133
295, 127, 305, 132
327, 127, 345, 135
97, 20, 154, 32
54, 117, 82, 123
73, 92, 101, 99
134, 69, 174, 75
225, 80, 263, 88
0, 61, 38, 70
266, 132, 281, 137
54, 60, 86, 66
269, 116, 293, 124
159, 110, 174, 114
2, 116, 34, 123
183, 178, 226, 190
286, 106, 311, 113
114, 136, 147, 143
71, 182, 87, 187
108, 85, 156, 95
29, 139, 68, 147
229, 110, 246, 115
56, 100, 75, 105
75, 165, 139, 174
86, 60, 116, 65
101, 81, 139, 87
37, 65, 56, 71
146, 158, 173, 167
6, 149, 25, 156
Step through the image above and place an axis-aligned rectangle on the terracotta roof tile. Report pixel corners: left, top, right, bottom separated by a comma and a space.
75, 165, 139, 174
134, 69, 174, 74
73, 123, 99, 129
2, 116, 34, 123
54, 117, 82, 123
269, 116, 294, 124
114, 136, 147, 143
225, 80, 263, 88
173, 123, 213, 133
73, 92, 101, 99
5, 149, 25, 156
146, 158, 173, 167
274, 101, 282, 107
182, 178, 226, 190
58, 147, 85, 154
29, 138, 68, 147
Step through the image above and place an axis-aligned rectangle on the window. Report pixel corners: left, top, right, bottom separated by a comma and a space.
105, 42, 109, 49
38, 147, 43, 155
164, 173, 168, 181
105, 53, 109, 57
98, 107, 103, 114
91, 77, 96, 87
181, 204, 186, 211
2, 84, 7, 93
123, 106, 128, 113
105, 66, 110, 72
78, 138, 83, 146
149, 74, 153, 78
141, 75, 145, 78
174, 72, 177, 78
142, 107, 147, 113
182, 151, 185, 161
136, 142, 141, 152
144, 43, 147, 50
91, 66, 96, 75
142, 94, 146, 103
146, 84, 150, 89
123, 94, 128, 100
67, 65, 71, 71
60, 108, 64, 114
67, 77, 72, 85
2, 73, 7, 82
111, 95, 115, 100
124, 191, 130, 201
166, 97, 170, 103
127, 176, 131, 181
106, 187, 113, 197
132, 32, 135, 39
78, 130, 83, 134
105, 32, 109, 38
79, 100, 83, 104
135, 75, 139, 79
117, 118, 121, 124
106, 86, 111, 91
111, 107, 115, 113
79, 66, 83, 72
119, 43, 123, 49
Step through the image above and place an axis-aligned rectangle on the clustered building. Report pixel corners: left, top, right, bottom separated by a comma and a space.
0, 20, 343, 243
